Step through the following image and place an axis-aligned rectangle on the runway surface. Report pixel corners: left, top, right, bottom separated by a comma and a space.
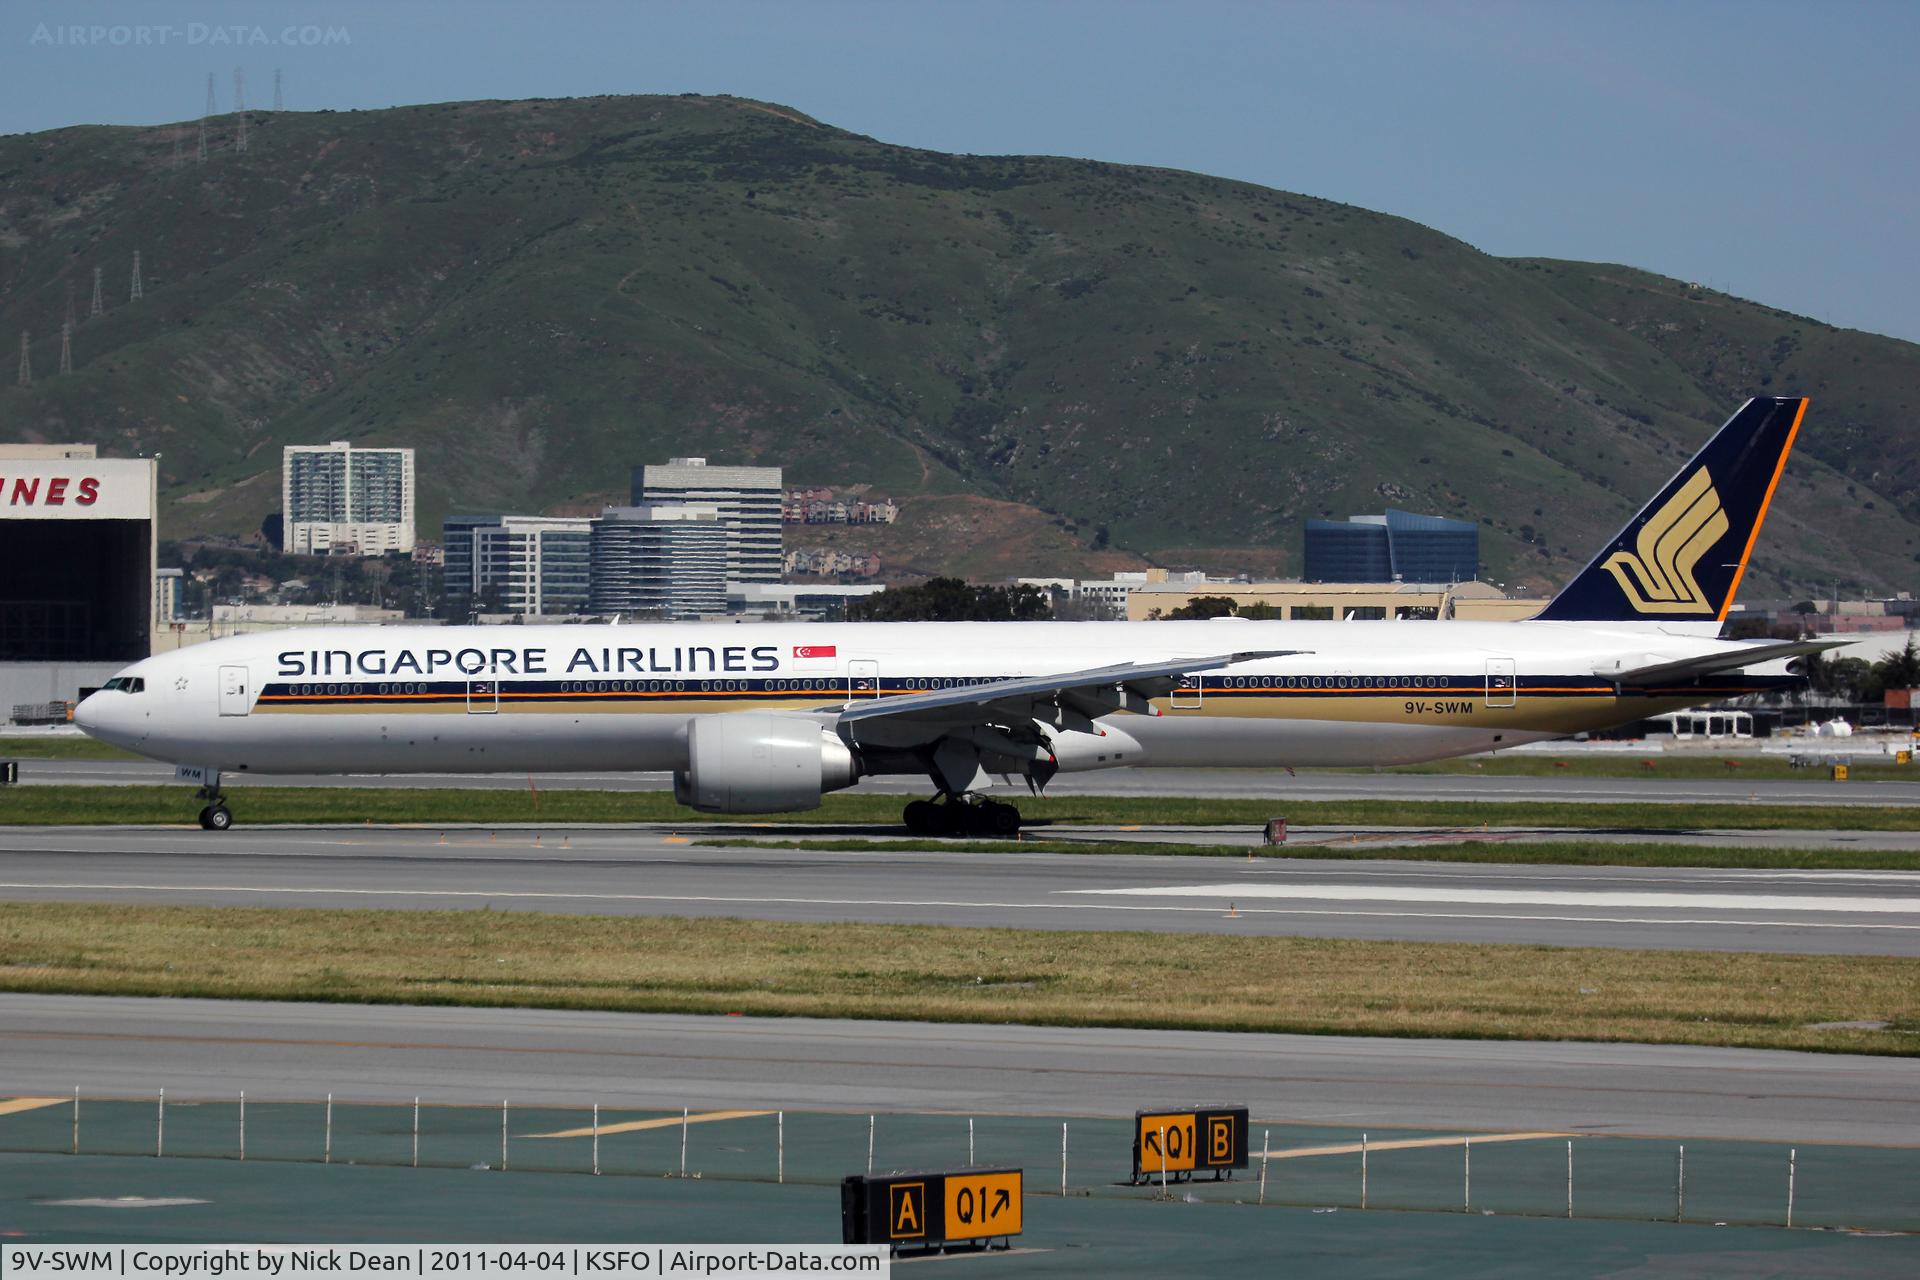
19, 757, 1920, 806
2, 994, 1912, 1145
2, 825, 1916, 954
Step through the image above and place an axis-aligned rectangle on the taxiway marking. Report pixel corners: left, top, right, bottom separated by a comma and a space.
1262, 1130, 1571, 1160
527, 1108, 771, 1139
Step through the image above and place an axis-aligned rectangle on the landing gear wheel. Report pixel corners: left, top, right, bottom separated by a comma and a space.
197, 806, 214, 830
903, 800, 938, 836
984, 802, 1021, 836
204, 804, 233, 832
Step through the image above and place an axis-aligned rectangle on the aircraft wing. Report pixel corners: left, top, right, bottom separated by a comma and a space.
835, 650, 1304, 726
1599, 639, 1847, 686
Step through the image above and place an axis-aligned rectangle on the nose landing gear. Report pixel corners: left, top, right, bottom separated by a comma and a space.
194, 772, 233, 831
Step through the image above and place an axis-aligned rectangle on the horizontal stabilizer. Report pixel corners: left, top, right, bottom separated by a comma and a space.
1597, 639, 1846, 686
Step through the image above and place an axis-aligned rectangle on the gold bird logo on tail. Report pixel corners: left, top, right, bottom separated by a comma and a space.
1599, 466, 1729, 613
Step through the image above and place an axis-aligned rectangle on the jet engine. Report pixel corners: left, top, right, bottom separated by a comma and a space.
673, 713, 860, 813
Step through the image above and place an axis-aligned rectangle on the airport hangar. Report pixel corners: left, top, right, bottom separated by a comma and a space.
0, 444, 157, 714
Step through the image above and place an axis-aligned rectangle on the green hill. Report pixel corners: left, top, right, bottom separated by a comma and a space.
3, 93, 1916, 594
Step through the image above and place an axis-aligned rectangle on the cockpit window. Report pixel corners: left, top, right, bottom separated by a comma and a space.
101, 676, 144, 693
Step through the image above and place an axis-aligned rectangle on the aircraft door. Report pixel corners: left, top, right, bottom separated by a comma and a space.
218, 665, 252, 716
847, 660, 879, 701
467, 679, 499, 714
1485, 657, 1517, 708
1171, 672, 1204, 711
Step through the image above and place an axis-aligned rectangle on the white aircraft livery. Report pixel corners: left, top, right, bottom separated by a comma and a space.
78, 397, 1825, 834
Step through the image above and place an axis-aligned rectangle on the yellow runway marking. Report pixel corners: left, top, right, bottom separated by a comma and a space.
661, 835, 691, 845
527, 1109, 771, 1140
0, 1097, 68, 1117
1261, 1131, 1571, 1160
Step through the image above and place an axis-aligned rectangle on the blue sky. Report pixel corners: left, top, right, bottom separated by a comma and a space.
7, 0, 1916, 342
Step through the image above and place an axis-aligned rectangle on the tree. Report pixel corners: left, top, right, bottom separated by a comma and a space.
846, 577, 1051, 622
1820, 657, 1881, 704
1163, 595, 1240, 620
1873, 635, 1920, 693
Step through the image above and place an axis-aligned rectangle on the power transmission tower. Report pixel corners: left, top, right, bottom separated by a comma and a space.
233, 68, 247, 152
205, 72, 217, 117
65, 281, 76, 330
16, 332, 30, 388
198, 115, 208, 163
130, 251, 144, 301
274, 68, 283, 111
59, 321, 72, 376
90, 266, 103, 317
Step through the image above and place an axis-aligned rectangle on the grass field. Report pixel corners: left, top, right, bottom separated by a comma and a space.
697, 836, 1920, 872
3, 784, 1916, 832
0, 902, 1912, 1056
0, 737, 139, 761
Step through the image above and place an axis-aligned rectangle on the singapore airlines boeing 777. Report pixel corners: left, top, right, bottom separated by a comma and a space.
78, 397, 1823, 834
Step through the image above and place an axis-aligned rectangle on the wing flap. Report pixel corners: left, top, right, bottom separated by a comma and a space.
834, 649, 1305, 724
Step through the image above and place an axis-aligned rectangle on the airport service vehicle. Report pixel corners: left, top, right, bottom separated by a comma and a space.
79, 397, 1827, 834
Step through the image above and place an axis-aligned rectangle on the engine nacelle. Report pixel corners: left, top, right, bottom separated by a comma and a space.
673, 713, 860, 814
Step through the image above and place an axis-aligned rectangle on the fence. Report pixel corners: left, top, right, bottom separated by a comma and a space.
2, 1091, 1913, 1233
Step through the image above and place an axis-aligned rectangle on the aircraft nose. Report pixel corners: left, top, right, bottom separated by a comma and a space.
73, 687, 130, 746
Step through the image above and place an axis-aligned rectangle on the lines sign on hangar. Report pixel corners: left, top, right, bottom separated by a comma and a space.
0, 444, 157, 665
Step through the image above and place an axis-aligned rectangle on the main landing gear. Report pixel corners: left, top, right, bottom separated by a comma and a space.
902, 795, 1022, 838
194, 774, 233, 831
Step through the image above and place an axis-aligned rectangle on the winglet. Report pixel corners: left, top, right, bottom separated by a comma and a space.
1534, 397, 1807, 624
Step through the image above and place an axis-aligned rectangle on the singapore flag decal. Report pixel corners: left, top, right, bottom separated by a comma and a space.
793, 645, 837, 660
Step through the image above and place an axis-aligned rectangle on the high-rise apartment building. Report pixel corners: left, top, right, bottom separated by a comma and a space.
283, 441, 415, 556
589, 505, 729, 618
632, 457, 781, 583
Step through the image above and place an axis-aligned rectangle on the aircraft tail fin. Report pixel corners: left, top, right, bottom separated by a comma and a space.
1533, 397, 1807, 625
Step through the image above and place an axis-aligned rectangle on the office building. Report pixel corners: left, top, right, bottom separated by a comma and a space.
283, 441, 416, 556
1125, 579, 1541, 622
633, 457, 781, 583
439, 515, 495, 612
1303, 510, 1478, 584
589, 504, 729, 618
441, 515, 592, 618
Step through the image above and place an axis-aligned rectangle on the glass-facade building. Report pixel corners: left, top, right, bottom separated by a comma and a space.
589, 505, 729, 618
1303, 510, 1478, 584
441, 515, 592, 617
633, 457, 782, 584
